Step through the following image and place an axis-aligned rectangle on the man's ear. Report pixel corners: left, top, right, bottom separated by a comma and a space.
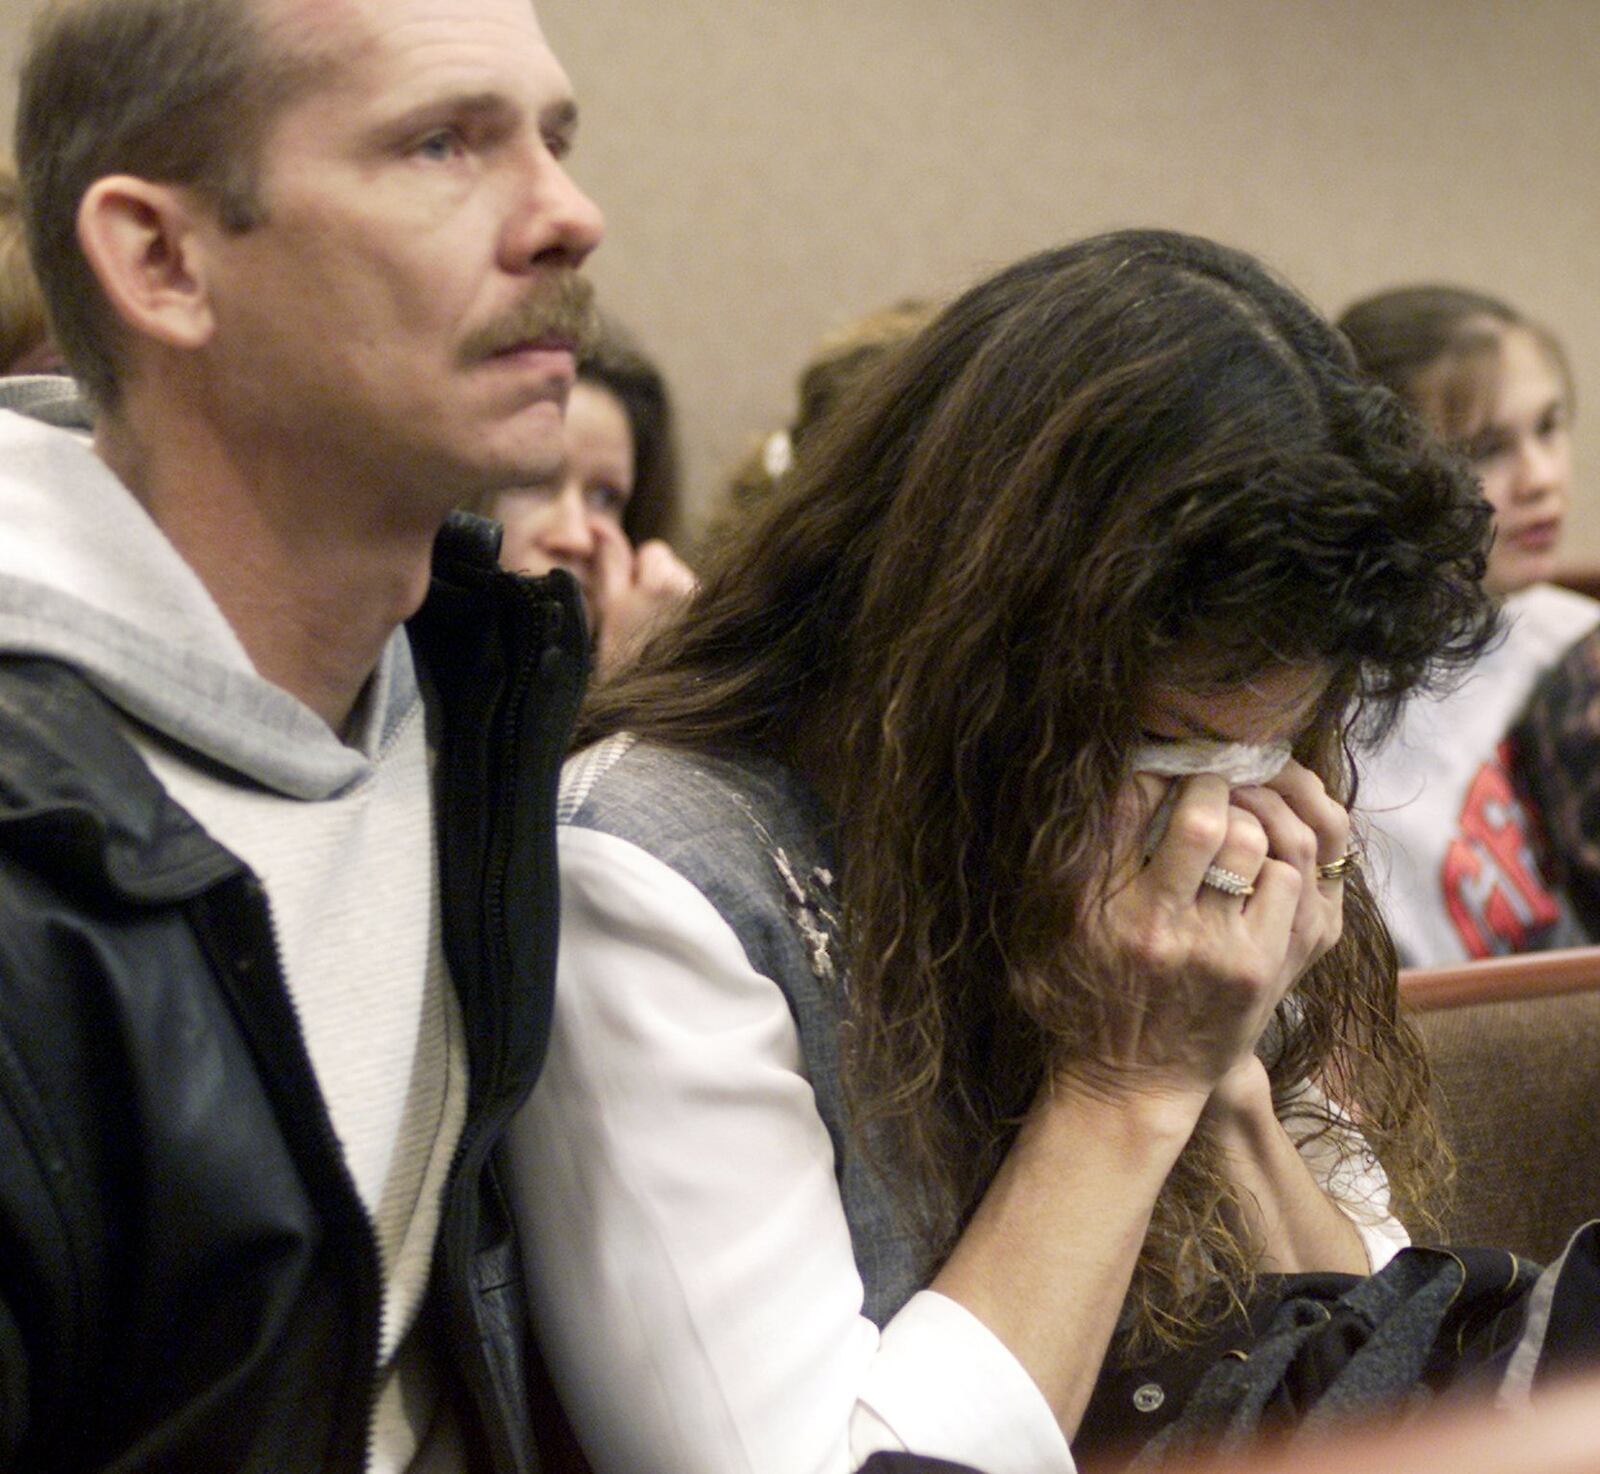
76, 176, 217, 350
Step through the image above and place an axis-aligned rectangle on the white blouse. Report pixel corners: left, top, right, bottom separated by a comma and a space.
508, 824, 1406, 1474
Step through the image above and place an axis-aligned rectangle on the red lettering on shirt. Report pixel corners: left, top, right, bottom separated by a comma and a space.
1441, 743, 1562, 957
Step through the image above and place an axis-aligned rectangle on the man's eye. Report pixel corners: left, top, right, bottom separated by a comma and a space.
414, 129, 465, 162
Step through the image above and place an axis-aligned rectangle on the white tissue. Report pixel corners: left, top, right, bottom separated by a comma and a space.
1136, 739, 1292, 853
1133, 739, 1291, 787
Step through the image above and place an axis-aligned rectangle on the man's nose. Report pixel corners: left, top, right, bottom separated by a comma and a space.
504, 150, 605, 274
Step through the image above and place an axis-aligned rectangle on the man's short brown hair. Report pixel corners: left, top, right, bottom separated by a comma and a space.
14, 0, 328, 407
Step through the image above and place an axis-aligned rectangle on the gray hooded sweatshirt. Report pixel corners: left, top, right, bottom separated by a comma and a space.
0, 377, 467, 1472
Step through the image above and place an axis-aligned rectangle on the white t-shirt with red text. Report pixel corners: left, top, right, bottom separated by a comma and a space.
1361, 584, 1600, 966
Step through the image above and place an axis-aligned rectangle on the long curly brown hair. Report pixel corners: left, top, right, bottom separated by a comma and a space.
577, 230, 1498, 1348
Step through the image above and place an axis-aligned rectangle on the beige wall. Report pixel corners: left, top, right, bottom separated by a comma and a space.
4, 0, 1599, 552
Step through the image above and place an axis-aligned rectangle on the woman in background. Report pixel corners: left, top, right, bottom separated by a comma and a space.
1340, 287, 1600, 965
488, 316, 696, 674
0, 159, 62, 375
698, 298, 937, 559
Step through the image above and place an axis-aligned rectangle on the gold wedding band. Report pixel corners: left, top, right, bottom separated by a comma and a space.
1317, 853, 1360, 882
1200, 864, 1255, 898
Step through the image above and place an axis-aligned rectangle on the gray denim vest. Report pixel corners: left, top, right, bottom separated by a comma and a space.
560, 734, 922, 1326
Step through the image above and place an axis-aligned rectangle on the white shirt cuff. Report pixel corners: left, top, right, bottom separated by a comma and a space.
852, 1291, 1074, 1474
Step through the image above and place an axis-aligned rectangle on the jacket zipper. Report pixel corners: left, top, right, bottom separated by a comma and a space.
437, 576, 581, 1474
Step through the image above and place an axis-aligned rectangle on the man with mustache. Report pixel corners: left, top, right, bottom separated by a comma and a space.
0, 0, 601, 1470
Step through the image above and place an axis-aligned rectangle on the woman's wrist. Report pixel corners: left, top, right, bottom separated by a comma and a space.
1039, 1062, 1211, 1154
1204, 1054, 1285, 1156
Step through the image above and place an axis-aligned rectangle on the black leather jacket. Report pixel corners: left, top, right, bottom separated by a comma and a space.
0, 516, 586, 1473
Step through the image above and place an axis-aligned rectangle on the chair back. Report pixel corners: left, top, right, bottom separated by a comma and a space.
1400, 946, 1600, 1261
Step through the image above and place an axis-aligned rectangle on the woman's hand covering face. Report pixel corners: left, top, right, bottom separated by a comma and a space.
1070, 759, 1349, 1102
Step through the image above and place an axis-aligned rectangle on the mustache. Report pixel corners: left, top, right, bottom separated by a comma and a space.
460, 273, 598, 362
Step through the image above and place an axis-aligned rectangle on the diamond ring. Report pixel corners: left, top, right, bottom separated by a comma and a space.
1200, 864, 1255, 898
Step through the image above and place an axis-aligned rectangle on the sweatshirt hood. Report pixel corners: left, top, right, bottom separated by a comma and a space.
0, 379, 417, 800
